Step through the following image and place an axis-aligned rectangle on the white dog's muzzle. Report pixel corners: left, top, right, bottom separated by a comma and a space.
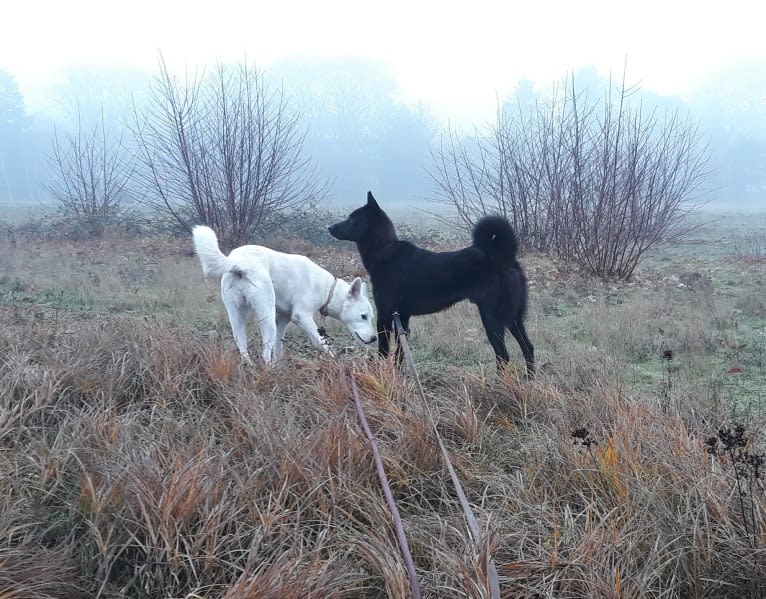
356, 332, 378, 344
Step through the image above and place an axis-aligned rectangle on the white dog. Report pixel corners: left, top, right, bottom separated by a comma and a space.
192, 225, 377, 364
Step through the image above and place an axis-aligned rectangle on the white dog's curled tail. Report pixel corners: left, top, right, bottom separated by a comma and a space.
192, 225, 234, 278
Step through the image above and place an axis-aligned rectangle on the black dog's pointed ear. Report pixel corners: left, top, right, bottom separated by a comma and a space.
367, 191, 378, 207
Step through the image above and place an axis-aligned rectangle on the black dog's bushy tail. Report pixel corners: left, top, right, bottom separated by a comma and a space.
472, 215, 518, 268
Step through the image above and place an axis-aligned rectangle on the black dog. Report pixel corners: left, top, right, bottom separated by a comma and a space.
328, 191, 534, 375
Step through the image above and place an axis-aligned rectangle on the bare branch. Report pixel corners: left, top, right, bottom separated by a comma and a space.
129, 58, 328, 247
427, 71, 713, 279
44, 102, 135, 231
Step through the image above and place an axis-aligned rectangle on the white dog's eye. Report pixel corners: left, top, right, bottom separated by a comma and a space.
361, 314, 368, 320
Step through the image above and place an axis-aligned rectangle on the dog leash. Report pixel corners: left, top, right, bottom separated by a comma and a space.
392, 312, 501, 599
350, 374, 422, 599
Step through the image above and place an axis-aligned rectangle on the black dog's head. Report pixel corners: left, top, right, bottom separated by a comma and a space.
328, 191, 385, 242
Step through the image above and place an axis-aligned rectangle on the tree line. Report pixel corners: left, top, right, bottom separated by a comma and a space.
0, 60, 733, 279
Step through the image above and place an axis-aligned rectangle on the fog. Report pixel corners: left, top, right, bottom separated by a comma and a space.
1, 0, 765, 211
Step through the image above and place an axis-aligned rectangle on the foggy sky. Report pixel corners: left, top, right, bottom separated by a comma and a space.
3, 0, 765, 126
1, 1, 765, 209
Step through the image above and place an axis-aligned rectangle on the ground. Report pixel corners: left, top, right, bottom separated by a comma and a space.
0, 207, 764, 598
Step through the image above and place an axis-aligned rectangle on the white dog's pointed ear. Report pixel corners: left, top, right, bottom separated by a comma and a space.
349, 277, 363, 298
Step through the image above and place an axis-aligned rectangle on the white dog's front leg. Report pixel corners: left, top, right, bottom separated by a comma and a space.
292, 312, 334, 356
273, 313, 290, 362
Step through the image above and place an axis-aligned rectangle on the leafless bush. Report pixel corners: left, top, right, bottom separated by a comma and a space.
429, 73, 712, 279
130, 57, 328, 248
44, 105, 134, 235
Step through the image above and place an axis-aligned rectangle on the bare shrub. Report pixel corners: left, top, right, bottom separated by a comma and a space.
429, 72, 712, 279
44, 105, 134, 236
130, 57, 328, 248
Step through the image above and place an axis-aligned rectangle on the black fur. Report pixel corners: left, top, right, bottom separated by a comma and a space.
328, 191, 534, 375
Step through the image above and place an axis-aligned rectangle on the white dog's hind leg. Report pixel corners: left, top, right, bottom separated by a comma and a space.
245, 281, 278, 365
223, 299, 253, 364
259, 319, 278, 365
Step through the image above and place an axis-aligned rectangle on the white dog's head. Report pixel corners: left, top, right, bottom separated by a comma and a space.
339, 278, 377, 345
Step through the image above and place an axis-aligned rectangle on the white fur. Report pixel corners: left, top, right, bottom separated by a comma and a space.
192, 225, 376, 364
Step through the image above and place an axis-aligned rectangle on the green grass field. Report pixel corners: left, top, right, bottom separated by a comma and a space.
0, 207, 764, 597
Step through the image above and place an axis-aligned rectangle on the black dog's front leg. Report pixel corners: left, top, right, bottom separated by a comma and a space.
377, 317, 392, 358
377, 313, 410, 366
391, 313, 410, 366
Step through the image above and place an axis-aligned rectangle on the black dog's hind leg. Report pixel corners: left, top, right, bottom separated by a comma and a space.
478, 307, 510, 372
509, 319, 535, 377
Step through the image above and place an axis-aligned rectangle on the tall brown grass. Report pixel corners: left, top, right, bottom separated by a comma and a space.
1, 219, 765, 597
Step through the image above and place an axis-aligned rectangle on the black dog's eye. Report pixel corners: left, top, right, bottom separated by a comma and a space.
361, 314, 368, 320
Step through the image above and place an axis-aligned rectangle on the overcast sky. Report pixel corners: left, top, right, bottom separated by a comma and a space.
2, 0, 764, 123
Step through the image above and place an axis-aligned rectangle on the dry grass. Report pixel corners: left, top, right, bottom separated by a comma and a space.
0, 216, 765, 598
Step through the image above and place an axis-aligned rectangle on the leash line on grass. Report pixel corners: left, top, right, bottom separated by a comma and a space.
350, 373, 422, 599
392, 312, 501, 599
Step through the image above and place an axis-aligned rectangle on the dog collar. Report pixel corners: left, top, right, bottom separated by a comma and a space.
319, 278, 338, 317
